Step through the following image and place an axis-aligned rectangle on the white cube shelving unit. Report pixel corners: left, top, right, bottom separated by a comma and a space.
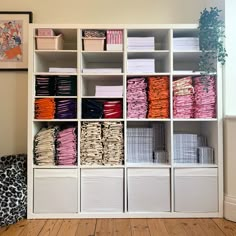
28, 24, 223, 218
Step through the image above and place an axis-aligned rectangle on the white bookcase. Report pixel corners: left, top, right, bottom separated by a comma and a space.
28, 24, 223, 218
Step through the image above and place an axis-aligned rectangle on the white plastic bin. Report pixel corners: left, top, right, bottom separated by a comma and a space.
34, 169, 78, 213
81, 169, 124, 212
174, 168, 218, 212
128, 168, 170, 212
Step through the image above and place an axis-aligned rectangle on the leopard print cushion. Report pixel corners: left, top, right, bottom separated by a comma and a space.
0, 154, 27, 227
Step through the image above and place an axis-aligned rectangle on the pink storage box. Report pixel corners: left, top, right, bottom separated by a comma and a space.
83, 37, 105, 51
37, 28, 55, 37
35, 34, 63, 50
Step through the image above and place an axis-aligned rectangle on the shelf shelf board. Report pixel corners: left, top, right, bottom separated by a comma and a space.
173, 118, 217, 122
173, 164, 218, 168
127, 50, 169, 59
35, 96, 77, 98
33, 119, 78, 122
33, 165, 78, 169
81, 73, 124, 76
80, 165, 124, 169
35, 50, 77, 53
82, 50, 123, 53
82, 96, 123, 99
127, 163, 171, 168
127, 118, 170, 122
81, 119, 124, 122
127, 73, 170, 77
34, 72, 78, 76
172, 71, 217, 76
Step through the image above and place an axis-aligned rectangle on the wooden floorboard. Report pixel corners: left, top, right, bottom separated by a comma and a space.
95, 219, 113, 236
76, 219, 96, 236
38, 220, 62, 236
213, 218, 236, 236
130, 219, 151, 236
1, 218, 236, 236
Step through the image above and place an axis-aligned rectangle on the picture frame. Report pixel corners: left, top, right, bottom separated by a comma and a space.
0, 11, 33, 71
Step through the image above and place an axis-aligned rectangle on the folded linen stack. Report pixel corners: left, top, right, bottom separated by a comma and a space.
127, 78, 148, 118
103, 101, 122, 119
193, 76, 216, 118
56, 127, 77, 165
55, 76, 77, 96
80, 122, 103, 165
148, 77, 169, 118
34, 127, 59, 165
102, 122, 124, 165
82, 99, 103, 119
35, 77, 55, 96
35, 98, 56, 119
56, 99, 77, 119
173, 77, 194, 118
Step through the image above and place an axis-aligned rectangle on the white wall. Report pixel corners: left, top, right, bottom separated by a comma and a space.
0, 0, 222, 155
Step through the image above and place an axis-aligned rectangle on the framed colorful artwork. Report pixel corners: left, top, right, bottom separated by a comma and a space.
0, 11, 32, 70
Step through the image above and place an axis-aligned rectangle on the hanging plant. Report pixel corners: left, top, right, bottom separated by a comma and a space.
198, 7, 227, 88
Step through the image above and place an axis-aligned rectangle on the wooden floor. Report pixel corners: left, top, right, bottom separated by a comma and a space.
1, 218, 236, 236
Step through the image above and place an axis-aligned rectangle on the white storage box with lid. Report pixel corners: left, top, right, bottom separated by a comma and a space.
81, 169, 123, 212
82, 37, 105, 51
127, 168, 170, 212
35, 34, 63, 50
174, 168, 218, 212
34, 169, 78, 213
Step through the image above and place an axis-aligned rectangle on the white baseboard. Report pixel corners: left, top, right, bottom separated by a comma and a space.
224, 195, 236, 222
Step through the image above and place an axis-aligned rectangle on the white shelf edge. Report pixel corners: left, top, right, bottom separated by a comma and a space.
127, 118, 170, 122
35, 96, 77, 98
81, 73, 124, 76
35, 50, 77, 53
82, 50, 123, 53
81, 119, 124, 122
127, 50, 170, 53
82, 96, 123, 99
173, 164, 218, 168
34, 72, 78, 76
127, 73, 170, 76
127, 163, 171, 168
33, 119, 78, 122
173, 118, 218, 122
33, 165, 78, 169
80, 165, 125, 169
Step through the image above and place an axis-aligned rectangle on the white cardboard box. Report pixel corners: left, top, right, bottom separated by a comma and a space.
81, 169, 124, 212
34, 169, 78, 213
128, 168, 170, 212
174, 168, 218, 212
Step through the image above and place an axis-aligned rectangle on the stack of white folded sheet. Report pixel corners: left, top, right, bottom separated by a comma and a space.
49, 67, 77, 73
127, 59, 155, 73
127, 37, 155, 51
95, 85, 123, 97
127, 128, 153, 163
173, 37, 199, 51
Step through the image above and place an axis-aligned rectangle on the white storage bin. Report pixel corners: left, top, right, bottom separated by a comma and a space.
35, 34, 63, 50
34, 169, 78, 213
174, 168, 218, 212
81, 169, 124, 212
128, 168, 170, 212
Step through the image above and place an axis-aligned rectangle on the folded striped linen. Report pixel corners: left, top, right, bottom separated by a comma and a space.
127, 78, 148, 118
